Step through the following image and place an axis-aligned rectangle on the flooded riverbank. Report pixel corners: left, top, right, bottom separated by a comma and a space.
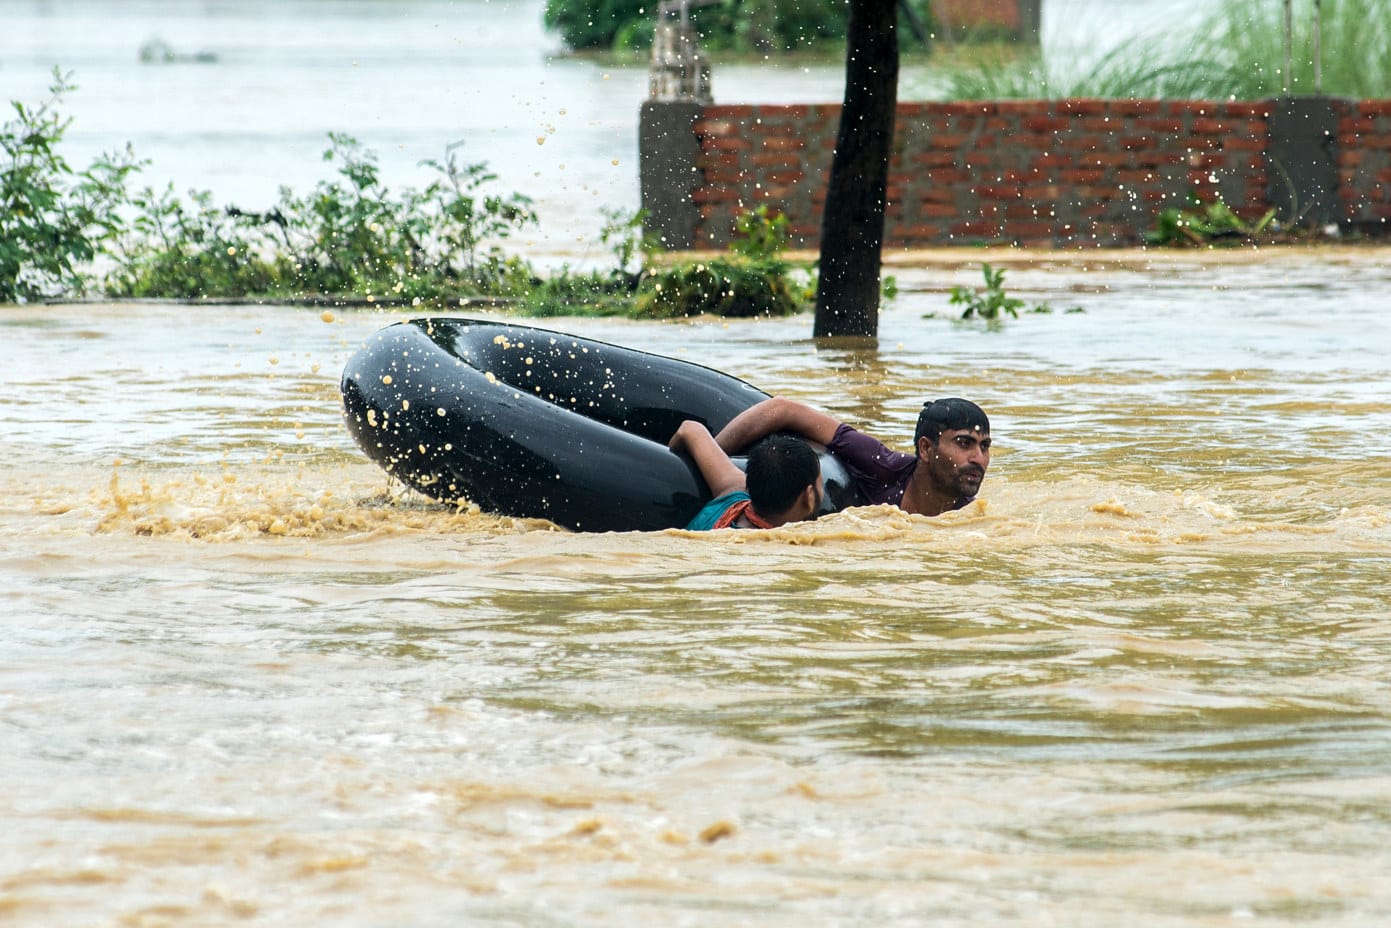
4, 246, 1391, 925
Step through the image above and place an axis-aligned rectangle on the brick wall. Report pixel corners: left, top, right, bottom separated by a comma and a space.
648, 97, 1391, 250
1339, 100, 1391, 228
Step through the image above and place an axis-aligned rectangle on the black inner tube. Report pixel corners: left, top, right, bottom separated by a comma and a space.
341, 317, 863, 532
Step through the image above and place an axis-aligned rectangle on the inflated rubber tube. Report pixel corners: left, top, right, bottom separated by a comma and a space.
340, 317, 863, 532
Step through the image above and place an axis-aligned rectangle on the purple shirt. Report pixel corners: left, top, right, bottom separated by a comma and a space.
825, 424, 975, 511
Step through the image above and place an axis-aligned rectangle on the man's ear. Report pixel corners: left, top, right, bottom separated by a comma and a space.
916, 435, 934, 460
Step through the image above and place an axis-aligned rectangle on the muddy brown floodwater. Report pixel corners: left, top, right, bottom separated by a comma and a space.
3, 247, 1391, 927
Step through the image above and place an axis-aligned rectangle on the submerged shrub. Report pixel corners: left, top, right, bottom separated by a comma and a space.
1, 69, 141, 303
636, 256, 810, 318
108, 134, 539, 301
633, 205, 811, 319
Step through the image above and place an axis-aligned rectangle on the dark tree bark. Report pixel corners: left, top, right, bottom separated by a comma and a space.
812, 0, 899, 338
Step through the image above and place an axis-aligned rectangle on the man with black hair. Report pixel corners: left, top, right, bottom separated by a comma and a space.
713, 396, 990, 517
669, 422, 823, 530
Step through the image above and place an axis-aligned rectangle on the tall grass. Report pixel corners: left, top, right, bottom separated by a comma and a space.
942, 42, 1238, 101
941, 0, 1391, 100
1213, 0, 1391, 98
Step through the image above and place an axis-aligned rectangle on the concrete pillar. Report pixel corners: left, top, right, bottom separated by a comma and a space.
1265, 96, 1340, 228
1016, 0, 1041, 42
648, 19, 712, 103
639, 101, 704, 249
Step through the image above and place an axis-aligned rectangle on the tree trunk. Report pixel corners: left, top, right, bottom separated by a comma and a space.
812, 0, 899, 338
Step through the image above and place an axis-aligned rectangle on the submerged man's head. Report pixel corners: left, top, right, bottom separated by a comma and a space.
914, 398, 991, 501
746, 434, 823, 525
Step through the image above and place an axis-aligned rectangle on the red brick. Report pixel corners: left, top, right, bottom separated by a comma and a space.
1167, 101, 1212, 116
1005, 203, 1045, 219
697, 152, 741, 169
760, 137, 804, 152
766, 170, 805, 185
994, 100, 1047, 116
1115, 135, 1157, 151
914, 151, 961, 168
1023, 116, 1070, 133
1192, 117, 1233, 134
1032, 153, 1075, 169
1111, 99, 1164, 116
1340, 117, 1378, 135
924, 168, 972, 185
928, 133, 975, 150
692, 187, 741, 204
1223, 102, 1272, 117
1021, 183, 1062, 200
749, 153, 799, 168
1004, 220, 1059, 238
1188, 153, 1228, 168
1061, 169, 1105, 184
919, 202, 961, 218
974, 184, 1022, 199
898, 223, 945, 238
1058, 99, 1110, 116
938, 102, 993, 116
1140, 117, 1186, 133
702, 136, 752, 152
1115, 169, 1159, 185
1088, 151, 1134, 167
1077, 116, 1123, 132
701, 105, 756, 118
950, 221, 1003, 237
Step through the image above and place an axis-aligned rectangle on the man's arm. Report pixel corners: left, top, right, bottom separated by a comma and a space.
669, 420, 747, 497
714, 397, 843, 453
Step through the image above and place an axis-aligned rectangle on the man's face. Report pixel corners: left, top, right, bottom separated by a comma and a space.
919, 427, 991, 499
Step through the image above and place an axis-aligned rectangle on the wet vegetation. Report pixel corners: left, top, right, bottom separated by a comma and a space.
1145, 196, 1279, 247
2, 71, 808, 317
940, 263, 1082, 322
0, 71, 140, 304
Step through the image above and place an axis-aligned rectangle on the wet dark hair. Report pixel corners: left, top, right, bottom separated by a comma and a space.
914, 397, 990, 447
745, 434, 820, 517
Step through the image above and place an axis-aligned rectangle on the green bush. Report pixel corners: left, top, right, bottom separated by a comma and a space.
107, 134, 539, 301
635, 256, 809, 318
1, 69, 141, 303
544, 0, 934, 53
634, 204, 811, 318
